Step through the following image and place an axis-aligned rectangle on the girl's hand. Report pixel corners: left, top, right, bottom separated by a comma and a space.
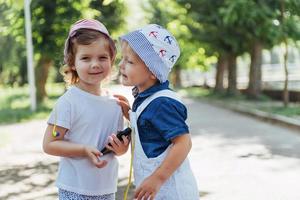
105, 134, 130, 156
134, 174, 164, 200
114, 94, 131, 120
84, 146, 107, 168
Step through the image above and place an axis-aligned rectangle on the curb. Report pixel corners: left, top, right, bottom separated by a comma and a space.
199, 98, 300, 132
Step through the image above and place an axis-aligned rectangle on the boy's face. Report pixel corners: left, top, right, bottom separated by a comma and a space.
119, 41, 157, 92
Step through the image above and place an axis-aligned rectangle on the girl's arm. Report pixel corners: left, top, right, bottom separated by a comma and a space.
104, 133, 130, 156
43, 124, 107, 168
134, 133, 192, 200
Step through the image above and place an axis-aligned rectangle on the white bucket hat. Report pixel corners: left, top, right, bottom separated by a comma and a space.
120, 24, 180, 83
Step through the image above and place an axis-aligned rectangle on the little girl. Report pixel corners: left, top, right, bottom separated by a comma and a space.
43, 19, 129, 200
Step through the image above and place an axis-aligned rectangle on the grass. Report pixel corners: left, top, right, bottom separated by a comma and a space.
259, 104, 300, 117
178, 86, 300, 119
0, 83, 65, 125
178, 86, 254, 103
1, 84, 299, 124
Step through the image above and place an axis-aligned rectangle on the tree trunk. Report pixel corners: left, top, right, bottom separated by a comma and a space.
36, 56, 52, 103
247, 40, 263, 99
283, 40, 289, 107
214, 53, 228, 93
171, 66, 181, 88
227, 53, 238, 95
280, 0, 289, 107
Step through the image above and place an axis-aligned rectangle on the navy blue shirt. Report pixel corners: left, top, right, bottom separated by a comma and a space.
132, 81, 189, 158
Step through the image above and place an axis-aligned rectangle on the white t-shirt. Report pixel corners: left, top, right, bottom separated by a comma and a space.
47, 86, 123, 196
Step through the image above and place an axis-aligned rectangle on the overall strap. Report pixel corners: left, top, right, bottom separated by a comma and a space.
135, 89, 183, 119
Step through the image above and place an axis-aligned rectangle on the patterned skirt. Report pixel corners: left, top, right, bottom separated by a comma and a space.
58, 189, 115, 200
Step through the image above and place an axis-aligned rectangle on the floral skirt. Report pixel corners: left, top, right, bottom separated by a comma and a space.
58, 189, 115, 200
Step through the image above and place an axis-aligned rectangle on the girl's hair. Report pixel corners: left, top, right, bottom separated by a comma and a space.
62, 29, 116, 85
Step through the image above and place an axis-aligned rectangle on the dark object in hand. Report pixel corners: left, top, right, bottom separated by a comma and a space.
100, 127, 132, 155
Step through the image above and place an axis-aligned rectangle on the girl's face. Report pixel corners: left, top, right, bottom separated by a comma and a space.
73, 38, 112, 93
119, 41, 157, 92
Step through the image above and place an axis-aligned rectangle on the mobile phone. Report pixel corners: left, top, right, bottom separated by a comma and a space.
100, 127, 132, 155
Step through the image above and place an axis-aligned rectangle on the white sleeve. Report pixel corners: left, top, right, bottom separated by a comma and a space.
47, 97, 71, 129
118, 109, 124, 131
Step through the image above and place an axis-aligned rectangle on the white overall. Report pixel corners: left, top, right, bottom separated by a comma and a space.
129, 89, 199, 200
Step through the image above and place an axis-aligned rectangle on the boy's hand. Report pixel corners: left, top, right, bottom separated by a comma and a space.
84, 146, 107, 168
105, 134, 130, 156
134, 174, 164, 200
114, 94, 131, 120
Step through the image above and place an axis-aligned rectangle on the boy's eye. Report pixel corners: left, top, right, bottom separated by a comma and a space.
126, 58, 133, 64
81, 57, 89, 60
99, 56, 109, 60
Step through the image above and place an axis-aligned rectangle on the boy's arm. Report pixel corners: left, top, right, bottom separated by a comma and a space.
114, 94, 131, 120
134, 133, 192, 200
43, 124, 107, 168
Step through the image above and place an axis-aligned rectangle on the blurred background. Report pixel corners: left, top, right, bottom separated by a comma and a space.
0, 0, 300, 123
1, 0, 300, 121
0, 0, 300, 200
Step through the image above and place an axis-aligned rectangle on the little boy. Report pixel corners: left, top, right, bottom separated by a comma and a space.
118, 24, 199, 200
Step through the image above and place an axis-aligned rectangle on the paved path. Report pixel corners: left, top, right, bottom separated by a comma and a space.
0, 85, 300, 200
186, 98, 300, 200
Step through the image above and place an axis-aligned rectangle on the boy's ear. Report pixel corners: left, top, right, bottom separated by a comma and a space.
150, 74, 156, 80
71, 66, 76, 71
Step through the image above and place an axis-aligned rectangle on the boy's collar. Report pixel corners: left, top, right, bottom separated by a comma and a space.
132, 81, 170, 98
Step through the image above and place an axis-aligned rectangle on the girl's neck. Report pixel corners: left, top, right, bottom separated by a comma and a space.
76, 81, 101, 96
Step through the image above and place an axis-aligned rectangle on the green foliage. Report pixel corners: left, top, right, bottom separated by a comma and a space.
0, 3, 27, 85
180, 86, 300, 118
185, 47, 217, 72
279, 0, 300, 42
177, 0, 300, 54
0, 83, 65, 124
180, 86, 248, 101
219, 0, 279, 47
90, 0, 127, 36
260, 104, 300, 117
145, 0, 216, 71
177, 0, 249, 55
0, 0, 127, 87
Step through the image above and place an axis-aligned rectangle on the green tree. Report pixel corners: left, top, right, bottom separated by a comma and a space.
178, 0, 248, 95
0, 1, 27, 86
1, 0, 126, 103
219, 0, 283, 98
145, 0, 216, 88
178, 0, 300, 98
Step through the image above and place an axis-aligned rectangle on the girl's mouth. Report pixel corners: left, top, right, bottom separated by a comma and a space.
89, 72, 103, 75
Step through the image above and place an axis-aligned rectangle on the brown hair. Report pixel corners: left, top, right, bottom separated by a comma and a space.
62, 29, 116, 85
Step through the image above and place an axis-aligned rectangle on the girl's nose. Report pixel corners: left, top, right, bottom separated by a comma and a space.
91, 60, 101, 69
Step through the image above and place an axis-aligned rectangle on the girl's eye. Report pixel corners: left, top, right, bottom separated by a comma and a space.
81, 57, 89, 60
